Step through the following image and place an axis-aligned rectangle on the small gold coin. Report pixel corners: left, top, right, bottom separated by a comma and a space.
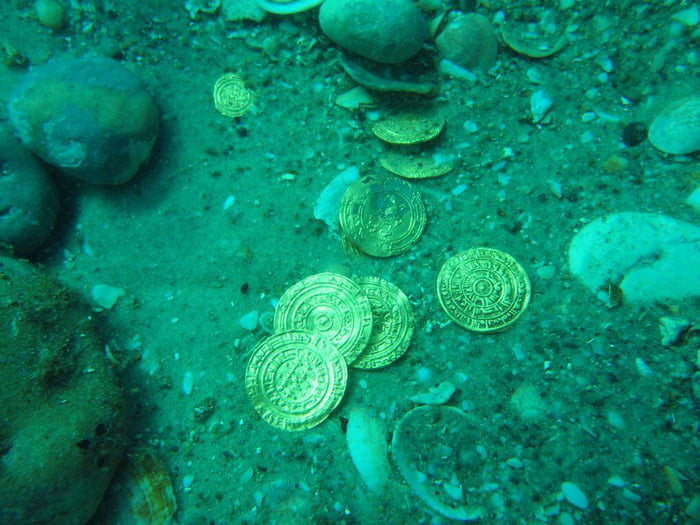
380, 149, 453, 179
245, 330, 347, 431
352, 277, 415, 369
371, 113, 445, 145
213, 73, 253, 118
274, 272, 373, 364
339, 175, 427, 258
437, 247, 531, 333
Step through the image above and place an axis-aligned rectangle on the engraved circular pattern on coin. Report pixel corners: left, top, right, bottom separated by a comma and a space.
245, 329, 347, 431
339, 175, 427, 257
213, 73, 254, 118
274, 272, 373, 364
371, 113, 445, 145
380, 149, 453, 179
437, 247, 531, 333
352, 276, 415, 369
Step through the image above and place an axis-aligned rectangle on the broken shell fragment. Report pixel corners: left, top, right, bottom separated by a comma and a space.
98, 448, 177, 524
255, 0, 323, 15
501, 22, 567, 58
435, 13, 498, 72
649, 96, 700, 155
659, 316, 691, 347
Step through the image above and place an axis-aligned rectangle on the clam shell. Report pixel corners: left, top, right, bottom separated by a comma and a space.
99, 448, 177, 524
649, 96, 700, 155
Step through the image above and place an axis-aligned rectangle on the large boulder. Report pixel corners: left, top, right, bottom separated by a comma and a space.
0, 125, 59, 256
7, 55, 159, 185
0, 256, 127, 524
319, 0, 427, 64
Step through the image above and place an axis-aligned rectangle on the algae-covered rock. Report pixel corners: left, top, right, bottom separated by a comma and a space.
0, 124, 58, 256
319, 0, 427, 64
7, 55, 159, 185
0, 256, 127, 524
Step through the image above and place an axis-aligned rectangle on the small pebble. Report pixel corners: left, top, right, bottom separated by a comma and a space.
239, 310, 259, 331
561, 481, 589, 510
182, 371, 194, 396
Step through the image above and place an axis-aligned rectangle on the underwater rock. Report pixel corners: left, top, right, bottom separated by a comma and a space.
435, 13, 498, 73
221, 0, 266, 21
648, 96, 700, 155
319, 0, 427, 64
568, 212, 700, 305
0, 124, 58, 256
7, 55, 159, 185
0, 256, 127, 524
35, 0, 68, 30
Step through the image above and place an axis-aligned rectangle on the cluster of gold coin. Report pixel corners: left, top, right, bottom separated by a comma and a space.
245, 272, 415, 431
373, 112, 453, 180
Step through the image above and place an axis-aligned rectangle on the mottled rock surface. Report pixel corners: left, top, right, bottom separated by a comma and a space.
0, 125, 58, 256
0, 256, 127, 524
7, 55, 159, 185
320, 0, 427, 64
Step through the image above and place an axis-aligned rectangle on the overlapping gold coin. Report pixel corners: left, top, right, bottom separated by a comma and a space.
213, 73, 254, 118
371, 113, 445, 145
437, 247, 531, 333
352, 277, 415, 369
380, 149, 453, 179
245, 330, 347, 431
274, 272, 373, 364
339, 175, 427, 257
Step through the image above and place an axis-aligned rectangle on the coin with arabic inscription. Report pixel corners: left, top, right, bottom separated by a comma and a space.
213, 73, 254, 118
339, 175, 427, 258
371, 113, 445, 145
274, 272, 373, 364
352, 276, 415, 369
245, 330, 347, 431
437, 247, 531, 333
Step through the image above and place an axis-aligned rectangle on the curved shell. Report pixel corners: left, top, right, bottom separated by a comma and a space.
649, 96, 700, 155
255, 0, 323, 14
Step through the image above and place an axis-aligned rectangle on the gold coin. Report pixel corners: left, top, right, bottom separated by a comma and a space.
213, 73, 253, 118
339, 175, 427, 258
274, 272, 373, 364
371, 113, 445, 145
352, 277, 415, 369
245, 330, 347, 431
380, 149, 453, 179
436, 247, 531, 333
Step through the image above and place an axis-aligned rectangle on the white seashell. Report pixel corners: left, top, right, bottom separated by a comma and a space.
635, 357, 654, 378
659, 316, 691, 346
410, 381, 456, 405
649, 96, 700, 154
531, 89, 553, 123
182, 371, 194, 395
346, 405, 391, 493
91, 283, 125, 310
561, 481, 589, 510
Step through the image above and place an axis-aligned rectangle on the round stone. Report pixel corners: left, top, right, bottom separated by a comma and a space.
0, 125, 58, 256
7, 55, 159, 185
319, 0, 427, 64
